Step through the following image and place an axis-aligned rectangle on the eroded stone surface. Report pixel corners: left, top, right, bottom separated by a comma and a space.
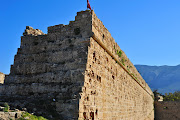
0, 111, 22, 120
0, 72, 5, 84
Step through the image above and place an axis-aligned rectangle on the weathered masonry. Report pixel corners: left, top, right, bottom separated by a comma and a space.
0, 72, 5, 84
155, 101, 180, 120
0, 10, 154, 120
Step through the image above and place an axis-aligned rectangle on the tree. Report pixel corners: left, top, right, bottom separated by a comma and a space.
163, 91, 180, 101
153, 89, 162, 101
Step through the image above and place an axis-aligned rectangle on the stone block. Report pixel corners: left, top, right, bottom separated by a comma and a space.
0, 73, 5, 84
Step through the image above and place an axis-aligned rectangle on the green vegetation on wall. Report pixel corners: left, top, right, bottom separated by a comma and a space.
3, 103, 9, 112
121, 58, 125, 66
113, 45, 146, 91
18, 112, 48, 120
116, 50, 122, 58
153, 90, 180, 101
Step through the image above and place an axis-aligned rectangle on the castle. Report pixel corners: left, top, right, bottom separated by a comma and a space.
0, 10, 154, 120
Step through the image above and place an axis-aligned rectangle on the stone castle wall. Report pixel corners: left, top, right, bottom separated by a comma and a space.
155, 101, 180, 120
78, 11, 154, 120
0, 10, 154, 120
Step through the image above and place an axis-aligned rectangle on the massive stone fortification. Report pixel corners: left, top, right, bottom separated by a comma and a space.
0, 10, 154, 120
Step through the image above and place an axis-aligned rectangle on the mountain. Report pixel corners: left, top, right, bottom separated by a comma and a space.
135, 65, 180, 94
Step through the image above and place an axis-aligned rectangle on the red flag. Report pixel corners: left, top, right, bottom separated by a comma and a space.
87, 0, 92, 10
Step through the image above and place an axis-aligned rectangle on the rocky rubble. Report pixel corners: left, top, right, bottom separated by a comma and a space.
23, 26, 45, 36
0, 105, 23, 120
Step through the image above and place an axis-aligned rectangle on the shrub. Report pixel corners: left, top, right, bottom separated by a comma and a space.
3, 103, 9, 112
116, 50, 122, 57
163, 91, 180, 101
121, 58, 125, 64
18, 112, 48, 120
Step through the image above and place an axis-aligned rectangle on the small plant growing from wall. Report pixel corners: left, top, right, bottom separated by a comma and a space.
121, 58, 125, 64
120, 58, 126, 66
116, 50, 122, 57
3, 103, 9, 112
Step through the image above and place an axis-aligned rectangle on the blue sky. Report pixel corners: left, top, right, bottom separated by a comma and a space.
0, 0, 180, 74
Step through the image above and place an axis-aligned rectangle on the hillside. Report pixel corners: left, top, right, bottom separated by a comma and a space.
135, 65, 180, 94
